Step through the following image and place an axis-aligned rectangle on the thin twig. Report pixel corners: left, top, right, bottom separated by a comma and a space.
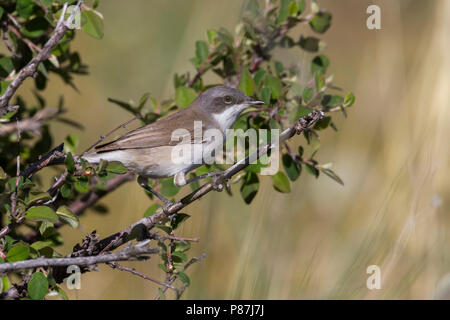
154, 253, 207, 300
19, 143, 65, 178
155, 234, 200, 243
0, 108, 61, 136
0, 244, 158, 274
108, 262, 178, 291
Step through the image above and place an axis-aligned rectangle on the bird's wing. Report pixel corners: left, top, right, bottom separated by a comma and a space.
94, 110, 207, 153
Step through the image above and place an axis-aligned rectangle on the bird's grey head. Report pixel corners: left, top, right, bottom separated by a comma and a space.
193, 86, 264, 130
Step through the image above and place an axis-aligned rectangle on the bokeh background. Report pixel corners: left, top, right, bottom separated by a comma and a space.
17, 0, 450, 299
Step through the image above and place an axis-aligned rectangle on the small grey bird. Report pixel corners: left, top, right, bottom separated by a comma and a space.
83, 86, 264, 198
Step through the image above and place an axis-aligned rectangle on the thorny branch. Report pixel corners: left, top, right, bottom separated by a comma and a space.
0, 243, 158, 274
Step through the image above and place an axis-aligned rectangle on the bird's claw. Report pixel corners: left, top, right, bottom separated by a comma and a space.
212, 174, 228, 192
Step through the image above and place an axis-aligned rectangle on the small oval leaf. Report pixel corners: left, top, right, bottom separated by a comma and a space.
28, 272, 49, 300
272, 171, 291, 193
25, 206, 58, 223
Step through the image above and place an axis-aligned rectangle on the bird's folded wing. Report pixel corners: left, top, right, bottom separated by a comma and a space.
94, 113, 207, 153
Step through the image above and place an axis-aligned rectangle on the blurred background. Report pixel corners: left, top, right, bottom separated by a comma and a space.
17, 0, 450, 299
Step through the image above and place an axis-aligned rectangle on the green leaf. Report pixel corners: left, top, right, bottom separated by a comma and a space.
274, 61, 284, 77
298, 0, 306, 14
253, 70, 266, 87
0, 166, 7, 179
278, 0, 290, 23
1, 276, 10, 293
314, 72, 325, 91
195, 41, 209, 64
26, 206, 58, 223
107, 98, 136, 115
302, 87, 314, 102
321, 95, 344, 108
56, 206, 79, 228
176, 271, 190, 286
314, 116, 332, 130
322, 168, 344, 185
282, 154, 300, 181
81, 10, 104, 39
138, 92, 150, 110
311, 55, 329, 74
160, 178, 180, 197
74, 179, 90, 193
6, 244, 30, 262
310, 11, 332, 33
31, 241, 53, 251
21, 17, 49, 38
65, 152, 75, 173
207, 29, 217, 44
188, 172, 200, 191
28, 272, 49, 300
0, 57, 14, 78
171, 251, 187, 262
0, 81, 10, 96
288, 1, 299, 15
64, 134, 78, 153
27, 191, 51, 205
106, 162, 127, 174
144, 203, 160, 217
240, 172, 259, 204
16, 0, 34, 19
265, 76, 282, 99
39, 221, 54, 237
61, 183, 72, 198
56, 286, 68, 300
344, 92, 355, 107
299, 36, 320, 52
260, 87, 272, 104
174, 241, 191, 253
305, 161, 320, 178
175, 86, 197, 109
238, 67, 254, 96
272, 171, 291, 193
156, 223, 172, 234
171, 213, 190, 230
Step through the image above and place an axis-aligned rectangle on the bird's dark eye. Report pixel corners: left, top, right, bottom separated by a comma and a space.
224, 95, 233, 104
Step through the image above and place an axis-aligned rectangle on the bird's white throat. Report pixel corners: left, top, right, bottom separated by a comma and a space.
212, 103, 248, 132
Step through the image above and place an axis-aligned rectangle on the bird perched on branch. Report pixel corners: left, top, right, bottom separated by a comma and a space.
82, 86, 264, 203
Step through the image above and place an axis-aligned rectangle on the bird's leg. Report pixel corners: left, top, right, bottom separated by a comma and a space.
182, 170, 223, 186
137, 176, 172, 207
175, 170, 228, 192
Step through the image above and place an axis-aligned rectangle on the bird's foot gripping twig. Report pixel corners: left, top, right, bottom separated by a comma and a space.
137, 176, 174, 213
184, 170, 222, 185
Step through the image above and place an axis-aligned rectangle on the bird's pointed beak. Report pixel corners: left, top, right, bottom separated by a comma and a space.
247, 100, 265, 105
243, 99, 265, 112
